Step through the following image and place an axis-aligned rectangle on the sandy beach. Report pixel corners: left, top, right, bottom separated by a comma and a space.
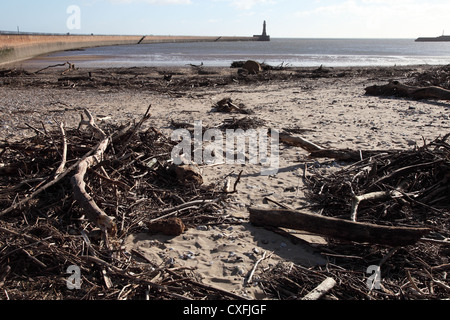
0, 63, 449, 300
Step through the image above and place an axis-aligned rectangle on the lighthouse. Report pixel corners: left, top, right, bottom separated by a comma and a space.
254, 21, 270, 41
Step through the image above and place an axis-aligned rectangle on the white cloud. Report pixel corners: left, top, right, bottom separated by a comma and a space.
295, 0, 450, 37
296, 0, 450, 18
226, 0, 276, 10
108, 0, 191, 4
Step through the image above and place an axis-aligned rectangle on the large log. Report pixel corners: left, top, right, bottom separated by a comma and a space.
248, 207, 431, 246
365, 80, 450, 100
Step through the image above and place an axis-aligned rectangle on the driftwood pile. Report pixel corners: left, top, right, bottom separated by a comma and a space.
305, 135, 449, 226
1, 65, 449, 300
248, 66, 449, 300
365, 65, 450, 100
252, 135, 449, 300
0, 108, 243, 300
408, 65, 450, 90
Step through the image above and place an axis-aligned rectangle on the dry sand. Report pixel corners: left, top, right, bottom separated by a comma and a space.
1, 64, 449, 299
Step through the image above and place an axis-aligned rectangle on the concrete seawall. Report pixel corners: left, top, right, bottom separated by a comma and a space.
0, 34, 259, 66
0, 34, 143, 66
140, 35, 258, 44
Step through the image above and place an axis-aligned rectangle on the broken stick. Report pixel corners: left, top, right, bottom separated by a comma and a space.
246, 251, 271, 285
248, 207, 431, 246
350, 190, 402, 222
302, 277, 337, 300
278, 133, 323, 152
54, 122, 68, 179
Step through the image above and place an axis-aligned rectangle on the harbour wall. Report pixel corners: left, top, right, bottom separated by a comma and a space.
0, 34, 258, 66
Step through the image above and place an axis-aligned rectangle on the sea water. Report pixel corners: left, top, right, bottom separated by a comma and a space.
28, 38, 450, 68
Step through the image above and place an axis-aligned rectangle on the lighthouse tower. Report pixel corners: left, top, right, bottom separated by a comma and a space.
254, 21, 270, 41
262, 21, 268, 37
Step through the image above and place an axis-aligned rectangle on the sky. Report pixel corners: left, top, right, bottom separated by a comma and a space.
1, 0, 449, 38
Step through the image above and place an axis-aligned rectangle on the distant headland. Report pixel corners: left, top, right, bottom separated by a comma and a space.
415, 35, 450, 42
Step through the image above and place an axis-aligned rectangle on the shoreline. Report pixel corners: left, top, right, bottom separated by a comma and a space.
3, 37, 450, 70
4, 58, 445, 73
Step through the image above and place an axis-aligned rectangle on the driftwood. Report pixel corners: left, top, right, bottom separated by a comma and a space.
302, 277, 337, 300
0, 142, 98, 218
365, 80, 450, 100
69, 109, 148, 236
212, 98, 253, 114
34, 61, 75, 74
54, 122, 68, 179
246, 251, 270, 285
350, 190, 402, 222
278, 133, 323, 152
71, 109, 117, 236
0, 104, 236, 300
248, 207, 431, 246
309, 149, 393, 161
278, 132, 394, 161
242, 60, 263, 75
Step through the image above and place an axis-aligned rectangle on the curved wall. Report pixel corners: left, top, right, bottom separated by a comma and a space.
0, 34, 142, 66
0, 34, 258, 66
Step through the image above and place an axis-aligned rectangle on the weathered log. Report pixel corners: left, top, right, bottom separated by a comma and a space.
242, 60, 262, 75
248, 207, 431, 246
365, 80, 450, 100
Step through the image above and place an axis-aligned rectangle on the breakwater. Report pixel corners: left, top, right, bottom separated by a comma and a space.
415, 35, 450, 42
0, 34, 258, 66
